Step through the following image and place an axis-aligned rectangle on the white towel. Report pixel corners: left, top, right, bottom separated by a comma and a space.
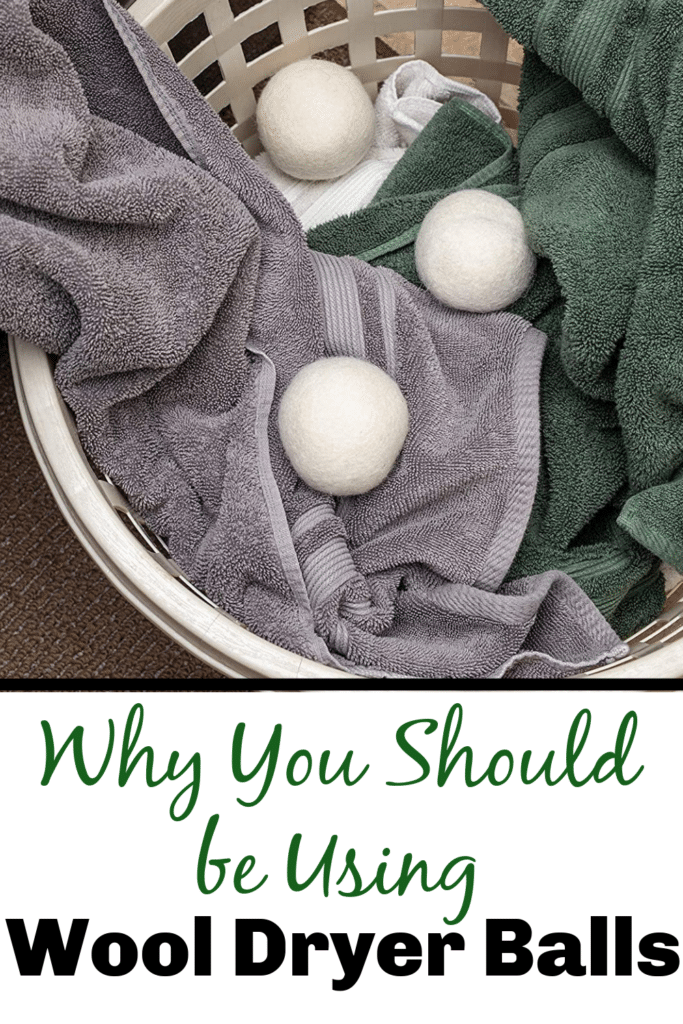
373, 58, 501, 147
254, 146, 403, 231
254, 59, 501, 231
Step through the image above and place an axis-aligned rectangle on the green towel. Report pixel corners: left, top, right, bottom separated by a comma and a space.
498, 48, 662, 632
307, 1, 683, 637
308, 97, 519, 285
479, 0, 683, 628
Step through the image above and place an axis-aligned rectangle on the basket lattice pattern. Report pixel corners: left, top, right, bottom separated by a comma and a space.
129, 0, 522, 153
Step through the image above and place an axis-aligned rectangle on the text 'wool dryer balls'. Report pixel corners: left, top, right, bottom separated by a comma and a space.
256, 60, 375, 181
278, 357, 410, 496
415, 189, 537, 313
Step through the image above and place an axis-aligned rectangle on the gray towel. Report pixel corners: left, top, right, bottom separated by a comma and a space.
0, 0, 627, 678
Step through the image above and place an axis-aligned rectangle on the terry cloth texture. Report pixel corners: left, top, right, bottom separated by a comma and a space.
0, 0, 627, 679
254, 148, 403, 234
255, 59, 501, 232
0, 336, 224, 680
481, 0, 683, 636
373, 58, 502, 147
310, 0, 682, 637
308, 96, 519, 285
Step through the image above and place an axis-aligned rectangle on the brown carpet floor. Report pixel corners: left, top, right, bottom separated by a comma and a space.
0, 341, 228, 680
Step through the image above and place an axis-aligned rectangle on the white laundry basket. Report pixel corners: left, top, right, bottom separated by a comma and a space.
9, 0, 683, 679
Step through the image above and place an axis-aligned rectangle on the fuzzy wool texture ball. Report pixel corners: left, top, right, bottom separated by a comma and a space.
278, 357, 410, 496
256, 60, 375, 181
415, 189, 537, 313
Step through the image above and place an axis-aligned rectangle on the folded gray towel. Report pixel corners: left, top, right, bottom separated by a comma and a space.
0, 0, 628, 678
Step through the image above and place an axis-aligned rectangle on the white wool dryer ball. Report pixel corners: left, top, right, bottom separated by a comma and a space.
278, 357, 410, 496
256, 60, 375, 180
415, 189, 537, 312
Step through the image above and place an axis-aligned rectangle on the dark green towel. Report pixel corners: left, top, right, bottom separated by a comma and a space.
308, 1, 683, 637
308, 97, 519, 286
479, 0, 683, 628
